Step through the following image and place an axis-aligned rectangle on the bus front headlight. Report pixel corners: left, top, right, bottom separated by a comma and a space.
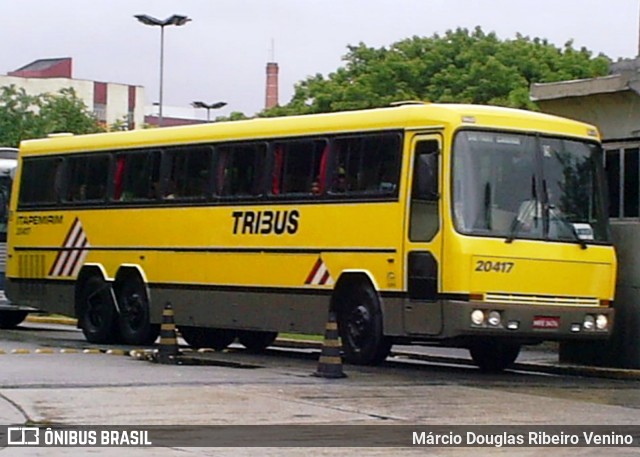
471, 309, 485, 326
596, 314, 608, 330
487, 311, 501, 327
583, 315, 595, 331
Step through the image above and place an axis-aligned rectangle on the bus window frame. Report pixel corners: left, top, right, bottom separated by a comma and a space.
213, 141, 269, 201
110, 148, 163, 204
62, 152, 111, 205
18, 156, 65, 208
269, 137, 330, 199
160, 144, 215, 202
326, 131, 403, 199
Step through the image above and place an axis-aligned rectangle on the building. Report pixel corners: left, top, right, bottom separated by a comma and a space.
0, 57, 146, 129
531, 58, 640, 368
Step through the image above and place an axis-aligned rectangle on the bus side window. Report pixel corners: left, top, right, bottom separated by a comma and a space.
163, 146, 212, 200
114, 150, 161, 201
330, 133, 401, 195
413, 143, 439, 201
409, 139, 440, 242
272, 139, 326, 196
216, 143, 266, 198
18, 157, 64, 206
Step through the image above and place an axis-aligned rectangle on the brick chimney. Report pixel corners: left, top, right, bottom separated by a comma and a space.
265, 62, 279, 109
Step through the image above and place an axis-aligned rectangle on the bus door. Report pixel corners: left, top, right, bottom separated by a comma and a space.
403, 134, 443, 335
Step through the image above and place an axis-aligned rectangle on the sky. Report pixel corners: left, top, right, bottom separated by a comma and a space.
2, 0, 640, 118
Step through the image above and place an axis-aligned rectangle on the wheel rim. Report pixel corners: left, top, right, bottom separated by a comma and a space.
86, 285, 109, 329
120, 287, 146, 332
346, 304, 372, 351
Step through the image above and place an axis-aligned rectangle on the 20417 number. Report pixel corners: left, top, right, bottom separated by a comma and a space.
475, 260, 514, 273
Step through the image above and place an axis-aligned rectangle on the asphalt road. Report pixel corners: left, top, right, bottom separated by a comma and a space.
2, 321, 640, 456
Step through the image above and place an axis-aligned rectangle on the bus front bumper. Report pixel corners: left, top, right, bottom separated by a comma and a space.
443, 300, 614, 341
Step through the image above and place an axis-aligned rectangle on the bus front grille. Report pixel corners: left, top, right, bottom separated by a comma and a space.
484, 292, 600, 307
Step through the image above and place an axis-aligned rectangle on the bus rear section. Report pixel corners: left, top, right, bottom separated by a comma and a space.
0, 147, 34, 329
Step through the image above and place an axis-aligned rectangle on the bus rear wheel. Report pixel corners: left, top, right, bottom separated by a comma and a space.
469, 340, 521, 372
0, 310, 28, 329
238, 330, 278, 352
116, 277, 159, 345
180, 326, 237, 351
337, 282, 391, 365
78, 275, 118, 344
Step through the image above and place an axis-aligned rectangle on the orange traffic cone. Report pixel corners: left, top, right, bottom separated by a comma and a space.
313, 311, 347, 378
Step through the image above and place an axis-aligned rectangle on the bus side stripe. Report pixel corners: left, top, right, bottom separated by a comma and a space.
305, 258, 322, 284
57, 220, 84, 276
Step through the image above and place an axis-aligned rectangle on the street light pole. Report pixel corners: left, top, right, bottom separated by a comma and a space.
158, 24, 165, 126
192, 101, 227, 122
135, 14, 191, 127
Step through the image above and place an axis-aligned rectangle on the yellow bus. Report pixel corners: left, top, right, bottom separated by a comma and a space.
6, 102, 616, 371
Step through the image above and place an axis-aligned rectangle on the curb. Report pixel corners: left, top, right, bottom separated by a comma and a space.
19, 316, 640, 380
26, 315, 77, 326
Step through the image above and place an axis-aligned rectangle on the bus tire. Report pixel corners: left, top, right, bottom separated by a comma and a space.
116, 276, 159, 345
238, 330, 278, 352
179, 326, 237, 351
336, 282, 392, 365
78, 275, 118, 344
0, 310, 28, 329
469, 340, 521, 372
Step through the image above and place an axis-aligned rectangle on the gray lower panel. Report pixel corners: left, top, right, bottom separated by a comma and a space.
148, 286, 332, 335
6, 279, 75, 316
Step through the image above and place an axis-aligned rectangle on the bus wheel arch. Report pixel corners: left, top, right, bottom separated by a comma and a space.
469, 339, 521, 372
0, 310, 29, 329
331, 272, 392, 365
238, 330, 278, 353
179, 326, 237, 351
75, 266, 118, 344
114, 266, 159, 345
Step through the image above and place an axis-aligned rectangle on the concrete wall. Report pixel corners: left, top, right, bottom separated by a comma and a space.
536, 90, 640, 140
0, 75, 93, 102
0, 75, 145, 130
535, 82, 640, 367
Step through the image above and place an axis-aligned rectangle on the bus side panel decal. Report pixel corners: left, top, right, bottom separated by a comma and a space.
305, 257, 334, 286
48, 218, 91, 277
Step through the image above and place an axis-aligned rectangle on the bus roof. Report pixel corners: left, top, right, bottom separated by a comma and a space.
19, 103, 599, 155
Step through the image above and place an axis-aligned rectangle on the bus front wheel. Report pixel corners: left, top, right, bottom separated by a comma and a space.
337, 282, 392, 365
116, 277, 159, 345
238, 330, 278, 352
78, 275, 118, 344
0, 310, 28, 329
180, 326, 236, 351
469, 340, 521, 372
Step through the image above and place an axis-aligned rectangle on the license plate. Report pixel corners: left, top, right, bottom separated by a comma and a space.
533, 316, 560, 329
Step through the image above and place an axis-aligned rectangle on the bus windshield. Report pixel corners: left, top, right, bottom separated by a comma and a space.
452, 130, 610, 244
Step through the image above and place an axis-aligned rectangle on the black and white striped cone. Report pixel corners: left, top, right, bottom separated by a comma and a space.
158, 302, 178, 364
313, 311, 347, 378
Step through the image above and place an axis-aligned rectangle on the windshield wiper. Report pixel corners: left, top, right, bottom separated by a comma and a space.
505, 212, 523, 244
505, 176, 537, 244
542, 178, 588, 250
547, 206, 588, 250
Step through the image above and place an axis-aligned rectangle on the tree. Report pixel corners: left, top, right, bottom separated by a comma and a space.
262, 27, 610, 116
0, 85, 104, 147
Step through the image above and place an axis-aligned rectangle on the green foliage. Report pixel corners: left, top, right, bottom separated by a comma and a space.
0, 85, 104, 147
214, 111, 251, 122
265, 27, 611, 116
109, 116, 131, 132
